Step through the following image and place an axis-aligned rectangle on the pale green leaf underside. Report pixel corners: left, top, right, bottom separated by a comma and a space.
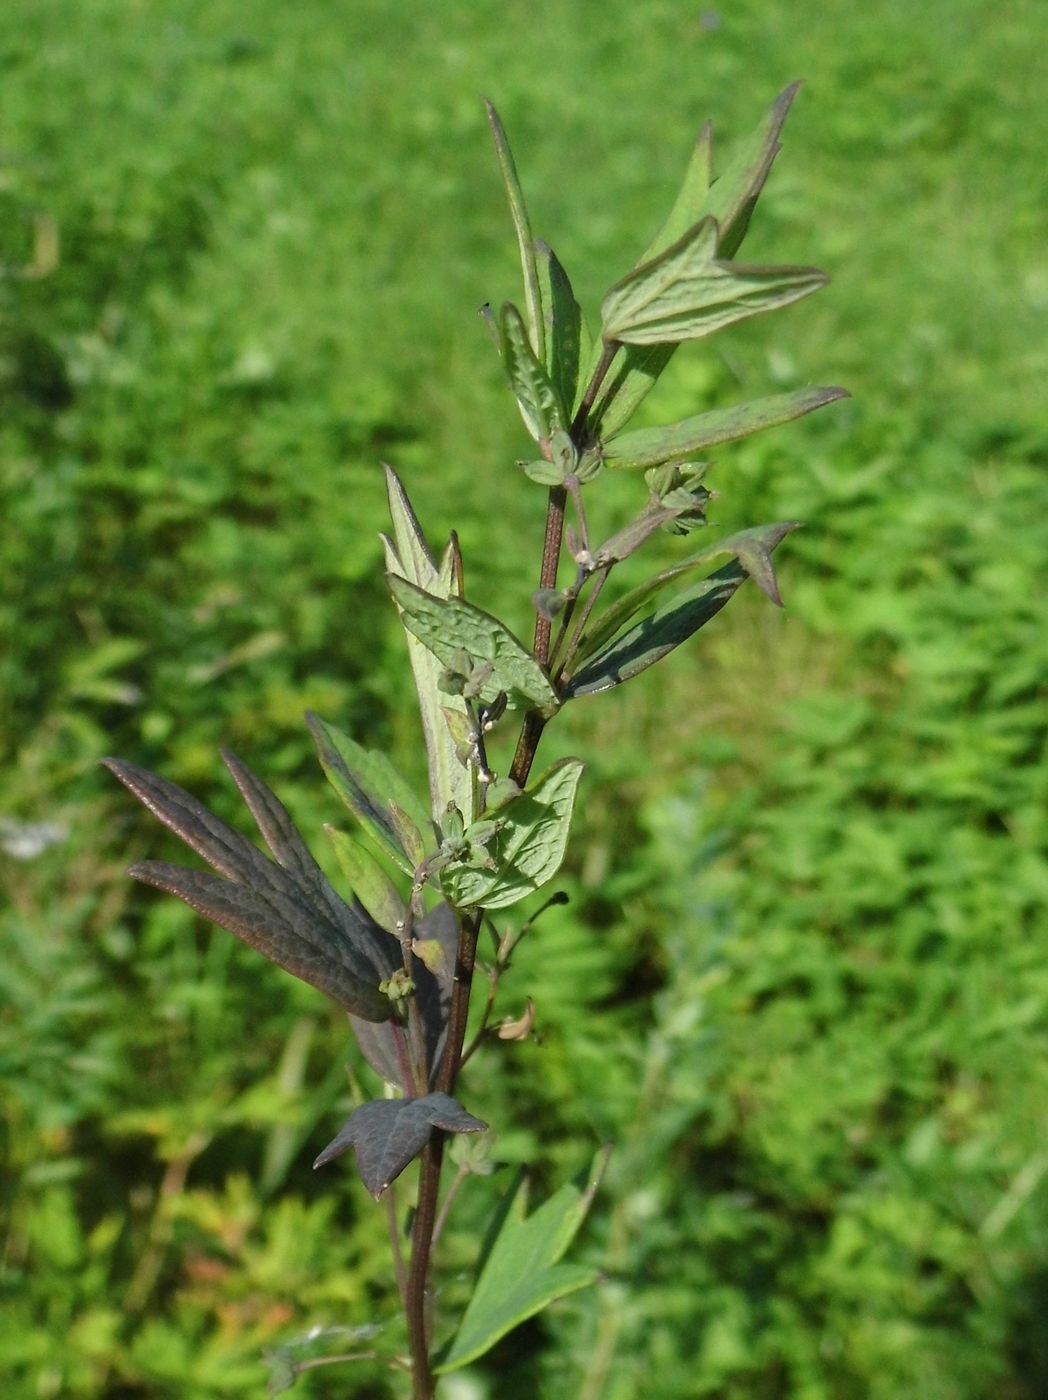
436, 1149, 608, 1373
603, 386, 849, 468
387, 574, 560, 718
441, 757, 583, 911
601, 217, 826, 347
501, 300, 564, 444
383, 466, 473, 825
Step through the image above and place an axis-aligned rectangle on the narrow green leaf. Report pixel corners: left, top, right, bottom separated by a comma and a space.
565, 523, 799, 697
501, 301, 564, 444
589, 342, 677, 439
326, 826, 407, 936
436, 1148, 609, 1373
604, 386, 850, 468
698, 81, 801, 260
638, 119, 713, 264
387, 574, 560, 718
534, 239, 587, 417
440, 758, 583, 911
383, 466, 473, 826
601, 217, 826, 347
484, 99, 544, 363
307, 713, 429, 876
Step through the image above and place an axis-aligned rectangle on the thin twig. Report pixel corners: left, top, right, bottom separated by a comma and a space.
386, 1184, 408, 1312
431, 1162, 470, 1254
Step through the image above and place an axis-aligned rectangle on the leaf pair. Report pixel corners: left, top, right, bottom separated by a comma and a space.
103, 754, 398, 1023
564, 522, 801, 698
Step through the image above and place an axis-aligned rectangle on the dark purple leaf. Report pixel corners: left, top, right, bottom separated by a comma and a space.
314, 1092, 487, 1197
103, 757, 398, 1022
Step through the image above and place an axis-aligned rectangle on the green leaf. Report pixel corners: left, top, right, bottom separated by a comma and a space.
307, 713, 429, 876
440, 758, 583, 911
386, 574, 560, 718
638, 118, 713, 264
585, 84, 802, 436
383, 466, 473, 826
501, 301, 565, 444
326, 826, 407, 936
436, 1148, 610, 1373
603, 386, 849, 469
565, 523, 799, 697
601, 217, 827, 347
314, 1092, 486, 1198
697, 80, 801, 260
534, 239, 588, 417
485, 100, 544, 363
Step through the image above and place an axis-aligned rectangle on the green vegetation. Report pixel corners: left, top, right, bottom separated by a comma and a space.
2, 1, 1046, 1397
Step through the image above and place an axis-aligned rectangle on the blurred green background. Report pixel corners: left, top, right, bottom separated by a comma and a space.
2, 0, 1047, 1396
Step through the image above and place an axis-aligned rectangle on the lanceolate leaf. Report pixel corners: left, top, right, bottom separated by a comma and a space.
501, 300, 565, 444
534, 239, 588, 417
638, 119, 713, 265
603, 386, 849, 469
383, 466, 473, 827
585, 85, 802, 436
564, 523, 799, 698
387, 574, 560, 718
440, 758, 584, 911
307, 713, 428, 876
436, 1148, 610, 1373
485, 99, 544, 363
102, 757, 396, 1022
326, 826, 407, 936
314, 1092, 486, 1198
601, 217, 827, 347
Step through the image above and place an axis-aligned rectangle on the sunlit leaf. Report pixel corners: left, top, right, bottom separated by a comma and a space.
326, 826, 407, 936
565, 523, 799, 698
314, 1092, 486, 1198
440, 758, 583, 910
603, 386, 849, 468
383, 466, 473, 826
436, 1148, 610, 1372
307, 713, 429, 876
534, 239, 588, 417
501, 301, 565, 444
601, 217, 826, 347
485, 99, 543, 362
387, 574, 560, 717
638, 118, 713, 264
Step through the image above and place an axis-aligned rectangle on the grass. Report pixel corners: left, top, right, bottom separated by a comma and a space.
2, 0, 1047, 1396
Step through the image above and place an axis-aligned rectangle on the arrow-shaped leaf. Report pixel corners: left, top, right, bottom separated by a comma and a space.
501, 300, 565, 444
307, 712, 429, 876
103, 757, 397, 1022
387, 574, 560, 718
601, 216, 827, 347
436, 1148, 610, 1373
564, 523, 800, 698
314, 1092, 486, 1198
440, 758, 583, 911
603, 386, 849, 469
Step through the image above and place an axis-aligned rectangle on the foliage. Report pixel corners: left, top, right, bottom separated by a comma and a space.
2, 2, 1047, 1397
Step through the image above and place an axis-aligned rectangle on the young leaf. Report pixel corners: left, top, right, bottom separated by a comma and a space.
564, 523, 800, 698
306, 712, 429, 876
638, 119, 713, 264
534, 239, 588, 417
383, 466, 474, 827
440, 757, 584, 911
435, 1147, 610, 1373
485, 99, 544, 363
314, 1092, 486, 1198
102, 757, 397, 1022
326, 826, 408, 936
387, 573, 560, 718
603, 386, 850, 469
572, 521, 800, 675
601, 217, 827, 347
501, 300, 565, 444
